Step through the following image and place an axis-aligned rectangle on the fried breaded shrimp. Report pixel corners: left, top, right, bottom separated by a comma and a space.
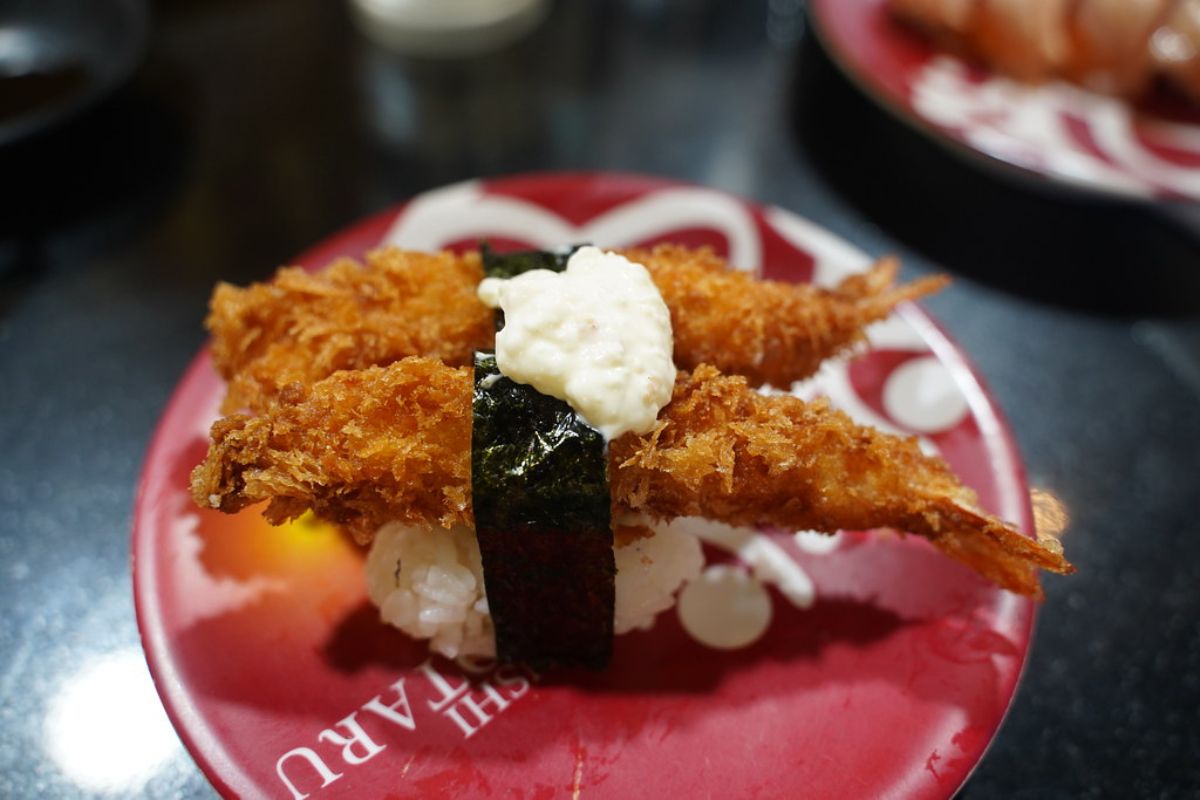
206, 246, 946, 412
969, 0, 1074, 82
891, 0, 1189, 99
208, 249, 494, 414
622, 245, 948, 388
1064, 0, 1172, 95
191, 358, 1072, 596
609, 364, 1071, 597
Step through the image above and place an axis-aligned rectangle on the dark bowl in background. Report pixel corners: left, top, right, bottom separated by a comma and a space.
0, 0, 148, 147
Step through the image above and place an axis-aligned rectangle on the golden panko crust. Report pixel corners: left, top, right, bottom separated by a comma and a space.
208, 249, 493, 413
622, 244, 948, 387
191, 358, 1072, 596
206, 245, 946, 412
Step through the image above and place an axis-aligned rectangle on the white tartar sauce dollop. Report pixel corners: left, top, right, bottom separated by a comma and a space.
477, 246, 675, 441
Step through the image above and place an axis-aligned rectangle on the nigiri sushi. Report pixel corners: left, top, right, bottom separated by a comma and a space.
891, 0, 1200, 102
192, 244, 1071, 668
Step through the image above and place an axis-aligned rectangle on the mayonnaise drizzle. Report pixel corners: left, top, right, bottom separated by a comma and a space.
477, 246, 675, 440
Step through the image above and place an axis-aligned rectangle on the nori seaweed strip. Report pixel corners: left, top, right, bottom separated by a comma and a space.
472, 244, 614, 669
480, 243, 581, 280
472, 353, 614, 670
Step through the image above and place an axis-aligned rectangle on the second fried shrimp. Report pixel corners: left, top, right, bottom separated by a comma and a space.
207, 245, 946, 412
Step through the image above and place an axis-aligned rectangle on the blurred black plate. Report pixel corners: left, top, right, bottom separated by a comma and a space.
0, 0, 148, 146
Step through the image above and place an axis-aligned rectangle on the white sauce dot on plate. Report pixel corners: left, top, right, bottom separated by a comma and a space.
882, 356, 969, 434
794, 529, 842, 555
677, 565, 772, 650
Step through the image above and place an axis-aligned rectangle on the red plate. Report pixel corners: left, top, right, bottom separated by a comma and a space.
810, 0, 1200, 202
134, 172, 1036, 799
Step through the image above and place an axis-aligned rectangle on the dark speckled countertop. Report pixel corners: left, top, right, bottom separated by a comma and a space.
2, 1, 1198, 797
